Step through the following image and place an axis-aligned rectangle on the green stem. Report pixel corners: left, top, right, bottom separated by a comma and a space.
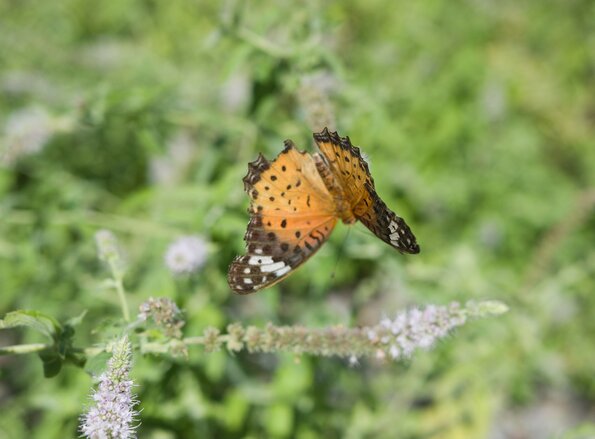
1, 344, 105, 357
182, 336, 205, 345
110, 264, 130, 322
0, 343, 49, 355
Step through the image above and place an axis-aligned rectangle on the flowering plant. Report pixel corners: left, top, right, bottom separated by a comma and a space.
0, 230, 507, 437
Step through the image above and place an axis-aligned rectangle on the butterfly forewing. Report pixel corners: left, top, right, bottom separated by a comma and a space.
313, 128, 420, 254
228, 142, 338, 294
353, 185, 420, 253
313, 128, 371, 207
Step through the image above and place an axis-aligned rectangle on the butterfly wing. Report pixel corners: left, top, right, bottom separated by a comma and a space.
353, 186, 420, 253
312, 128, 370, 208
228, 142, 338, 294
313, 128, 420, 254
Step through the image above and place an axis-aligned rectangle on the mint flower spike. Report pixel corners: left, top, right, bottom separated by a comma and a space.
227, 300, 508, 361
370, 300, 508, 361
80, 336, 139, 439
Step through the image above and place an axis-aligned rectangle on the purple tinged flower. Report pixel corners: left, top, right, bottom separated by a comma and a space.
80, 336, 139, 439
372, 301, 482, 360
367, 329, 378, 342
164, 235, 208, 275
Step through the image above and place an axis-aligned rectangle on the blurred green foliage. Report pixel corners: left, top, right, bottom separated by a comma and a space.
1, 0, 594, 437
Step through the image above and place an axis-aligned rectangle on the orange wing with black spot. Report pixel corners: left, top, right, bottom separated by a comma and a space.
227, 141, 338, 294
313, 128, 420, 254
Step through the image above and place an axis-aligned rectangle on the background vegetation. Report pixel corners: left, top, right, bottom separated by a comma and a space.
1, 0, 594, 437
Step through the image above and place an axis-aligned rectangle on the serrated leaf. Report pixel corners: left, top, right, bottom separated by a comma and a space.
0, 310, 62, 341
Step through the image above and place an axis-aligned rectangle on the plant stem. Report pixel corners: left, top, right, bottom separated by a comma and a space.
0, 301, 509, 359
110, 263, 130, 322
0, 343, 49, 355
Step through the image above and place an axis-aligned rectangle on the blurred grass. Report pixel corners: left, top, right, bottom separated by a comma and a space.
1, 0, 594, 437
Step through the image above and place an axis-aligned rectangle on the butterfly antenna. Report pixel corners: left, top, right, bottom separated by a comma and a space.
305, 227, 351, 297
330, 227, 351, 280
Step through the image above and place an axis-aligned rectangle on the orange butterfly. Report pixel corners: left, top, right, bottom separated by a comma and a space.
228, 128, 420, 294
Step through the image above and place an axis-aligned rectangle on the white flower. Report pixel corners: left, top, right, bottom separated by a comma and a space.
390, 314, 407, 334
164, 235, 208, 275
367, 330, 378, 342
95, 230, 121, 263
380, 317, 392, 328
348, 355, 359, 367
372, 301, 486, 361
418, 336, 435, 349
80, 337, 139, 439
94, 229, 127, 279
389, 345, 400, 359
2, 106, 54, 166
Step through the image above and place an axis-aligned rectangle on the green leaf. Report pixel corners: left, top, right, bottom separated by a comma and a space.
0, 311, 86, 375
56, 322, 86, 369
222, 390, 249, 432
273, 356, 313, 400
65, 310, 88, 328
56, 325, 75, 358
66, 351, 87, 369
84, 351, 112, 376
38, 350, 63, 378
264, 403, 293, 437
0, 310, 62, 341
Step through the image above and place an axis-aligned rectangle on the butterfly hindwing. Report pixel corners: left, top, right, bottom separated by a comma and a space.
228, 216, 337, 294
228, 142, 338, 294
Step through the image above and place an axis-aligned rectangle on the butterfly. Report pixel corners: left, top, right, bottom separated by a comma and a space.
228, 128, 420, 294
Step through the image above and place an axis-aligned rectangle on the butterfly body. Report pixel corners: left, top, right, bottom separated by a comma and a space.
228, 128, 419, 294
313, 151, 358, 224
